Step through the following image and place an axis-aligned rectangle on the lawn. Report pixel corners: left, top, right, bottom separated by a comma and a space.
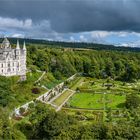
53, 89, 73, 106
68, 93, 104, 109
68, 93, 126, 109
106, 94, 126, 109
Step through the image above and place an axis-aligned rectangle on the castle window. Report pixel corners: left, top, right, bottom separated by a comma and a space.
17, 62, 19, 67
7, 68, 10, 72
2, 69, 3, 73
13, 63, 14, 66
8, 63, 10, 67
1, 64, 3, 68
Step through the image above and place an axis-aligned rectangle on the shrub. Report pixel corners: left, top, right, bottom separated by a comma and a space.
76, 111, 82, 115
19, 107, 26, 115
32, 87, 41, 94
28, 102, 35, 109
125, 93, 140, 109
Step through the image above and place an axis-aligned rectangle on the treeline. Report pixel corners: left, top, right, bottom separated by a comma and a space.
27, 46, 140, 81
1, 37, 140, 52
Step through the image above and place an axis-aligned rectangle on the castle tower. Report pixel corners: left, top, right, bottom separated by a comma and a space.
15, 40, 21, 59
23, 41, 26, 51
20, 41, 27, 81
23, 41, 27, 58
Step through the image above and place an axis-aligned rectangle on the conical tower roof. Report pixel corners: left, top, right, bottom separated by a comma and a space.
1, 37, 11, 49
16, 40, 20, 49
23, 41, 26, 50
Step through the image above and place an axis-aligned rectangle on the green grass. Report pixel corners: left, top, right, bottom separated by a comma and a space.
68, 93, 126, 109
7, 71, 49, 110
26, 71, 43, 83
69, 93, 104, 109
68, 77, 85, 90
53, 90, 73, 106
40, 72, 64, 89
106, 94, 125, 109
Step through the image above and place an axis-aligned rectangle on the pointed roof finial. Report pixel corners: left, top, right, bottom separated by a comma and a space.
16, 40, 20, 49
23, 41, 26, 50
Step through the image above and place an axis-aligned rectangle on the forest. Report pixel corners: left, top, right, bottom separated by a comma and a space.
27, 44, 140, 82
1, 39, 140, 139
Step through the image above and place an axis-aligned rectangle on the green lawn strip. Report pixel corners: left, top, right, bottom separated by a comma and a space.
68, 77, 80, 89
70, 77, 85, 90
52, 90, 73, 106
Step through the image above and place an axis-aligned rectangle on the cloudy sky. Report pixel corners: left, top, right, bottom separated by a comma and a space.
1, 0, 140, 46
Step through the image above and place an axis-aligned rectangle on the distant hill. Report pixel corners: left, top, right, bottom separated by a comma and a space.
1, 37, 140, 52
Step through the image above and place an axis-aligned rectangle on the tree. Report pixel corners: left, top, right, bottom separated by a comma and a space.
31, 87, 40, 94
125, 93, 140, 109
0, 108, 26, 139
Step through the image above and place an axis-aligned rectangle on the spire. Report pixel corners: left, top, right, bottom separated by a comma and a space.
16, 40, 20, 49
23, 41, 26, 50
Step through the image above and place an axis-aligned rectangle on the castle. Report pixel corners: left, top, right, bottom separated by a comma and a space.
0, 38, 26, 81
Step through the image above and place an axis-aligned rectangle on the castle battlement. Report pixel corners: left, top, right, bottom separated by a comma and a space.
0, 38, 26, 81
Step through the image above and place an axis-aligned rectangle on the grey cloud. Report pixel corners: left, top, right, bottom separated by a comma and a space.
0, 0, 140, 33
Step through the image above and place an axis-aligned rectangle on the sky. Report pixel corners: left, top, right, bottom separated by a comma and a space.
1, 0, 140, 46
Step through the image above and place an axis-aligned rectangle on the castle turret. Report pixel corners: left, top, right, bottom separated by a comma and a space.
20, 41, 26, 81
22, 41, 26, 60
16, 40, 20, 49
16, 40, 20, 57
23, 41, 26, 51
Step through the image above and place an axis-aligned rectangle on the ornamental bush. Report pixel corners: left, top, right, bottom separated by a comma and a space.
125, 93, 140, 109
32, 87, 40, 94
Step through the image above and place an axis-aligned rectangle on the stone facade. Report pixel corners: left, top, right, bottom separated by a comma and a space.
0, 38, 26, 80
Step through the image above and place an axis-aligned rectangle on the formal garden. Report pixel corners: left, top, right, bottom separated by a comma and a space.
44, 75, 140, 123
65, 76, 140, 109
